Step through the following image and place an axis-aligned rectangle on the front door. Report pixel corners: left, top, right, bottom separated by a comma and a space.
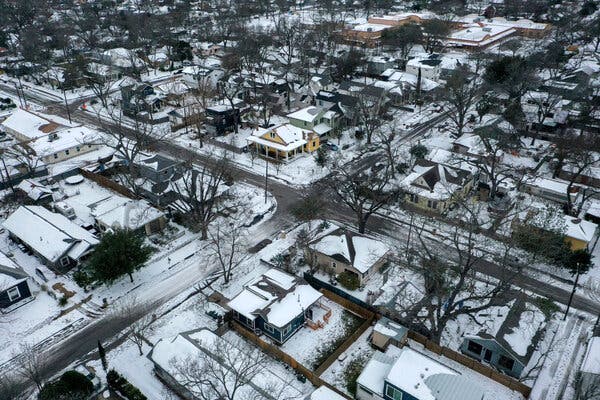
483, 349, 492, 362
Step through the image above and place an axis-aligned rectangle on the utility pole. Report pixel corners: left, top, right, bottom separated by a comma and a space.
563, 263, 581, 321
264, 156, 269, 204
14, 82, 23, 107
62, 89, 72, 124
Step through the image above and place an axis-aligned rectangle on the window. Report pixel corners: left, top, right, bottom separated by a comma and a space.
7, 287, 20, 302
410, 193, 418, 203
53, 153, 58, 159
270, 132, 276, 139
264, 323, 275, 334
331, 261, 337, 269
498, 355, 515, 371
312, 141, 316, 147
467, 340, 483, 355
385, 384, 403, 400
427, 200, 438, 209
60, 256, 70, 267
282, 324, 291, 337
76, 146, 81, 152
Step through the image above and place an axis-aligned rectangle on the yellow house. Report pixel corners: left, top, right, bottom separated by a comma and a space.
246, 123, 320, 161
400, 159, 474, 213
564, 216, 598, 251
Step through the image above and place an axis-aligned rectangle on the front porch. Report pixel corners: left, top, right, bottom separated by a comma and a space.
249, 142, 306, 162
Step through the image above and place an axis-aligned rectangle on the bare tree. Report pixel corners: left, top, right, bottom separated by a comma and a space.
525, 91, 562, 146
172, 335, 270, 400
574, 371, 600, 400
402, 201, 524, 343
355, 91, 386, 145
111, 296, 156, 356
329, 168, 399, 234
171, 158, 234, 240
445, 65, 479, 137
96, 108, 169, 195
206, 219, 250, 284
0, 373, 27, 400
374, 124, 402, 178
15, 343, 48, 391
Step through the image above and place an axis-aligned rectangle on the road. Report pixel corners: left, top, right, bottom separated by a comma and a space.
1, 81, 599, 388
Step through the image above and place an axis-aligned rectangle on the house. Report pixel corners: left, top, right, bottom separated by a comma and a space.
148, 328, 281, 400
16, 178, 54, 205
246, 123, 320, 161
205, 100, 245, 135
578, 336, 600, 399
121, 83, 163, 116
25, 126, 101, 165
227, 268, 323, 344
563, 216, 598, 251
0, 252, 35, 310
454, 15, 551, 38
406, 55, 443, 82
100, 47, 145, 73
520, 176, 578, 205
181, 66, 223, 89
136, 154, 182, 185
0, 108, 70, 142
356, 345, 484, 400
286, 106, 338, 136
460, 296, 546, 378
445, 24, 516, 50
86, 62, 122, 82
343, 23, 390, 47
308, 229, 390, 285
400, 159, 475, 213
91, 198, 166, 235
371, 318, 409, 351
2, 206, 99, 270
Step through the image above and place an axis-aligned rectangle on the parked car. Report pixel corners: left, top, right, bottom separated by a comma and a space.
324, 142, 339, 151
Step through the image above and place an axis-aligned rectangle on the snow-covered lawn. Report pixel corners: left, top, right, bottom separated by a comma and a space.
278, 299, 364, 370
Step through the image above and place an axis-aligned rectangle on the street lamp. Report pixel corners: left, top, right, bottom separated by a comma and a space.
563, 261, 581, 321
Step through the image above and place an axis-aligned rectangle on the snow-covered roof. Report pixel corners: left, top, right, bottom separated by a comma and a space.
456, 14, 549, 31
227, 268, 322, 328
1, 108, 70, 141
581, 337, 600, 375
17, 179, 53, 201
0, 252, 28, 289
373, 317, 408, 341
310, 229, 390, 274
2, 206, 99, 263
447, 25, 516, 47
307, 387, 346, 400
358, 346, 485, 400
401, 160, 471, 201
247, 124, 312, 152
564, 216, 597, 243
351, 23, 389, 32
27, 126, 99, 158
92, 198, 164, 231
287, 106, 323, 123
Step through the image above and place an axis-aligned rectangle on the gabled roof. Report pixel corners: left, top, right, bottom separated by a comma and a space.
309, 228, 390, 274
0, 252, 28, 289
227, 268, 322, 328
2, 206, 99, 263
138, 154, 180, 172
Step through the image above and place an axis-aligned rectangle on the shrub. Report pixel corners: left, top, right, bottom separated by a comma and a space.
73, 270, 92, 289
107, 369, 147, 400
344, 354, 370, 396
337, 271, 360, 291
38, 370, 93, 400
58, 295, 68, 306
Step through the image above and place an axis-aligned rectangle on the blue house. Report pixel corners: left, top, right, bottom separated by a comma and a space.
227, 268, 323, 344
0, 252, 35, 310
459, 296, 546, 379
356, 345, 484, 400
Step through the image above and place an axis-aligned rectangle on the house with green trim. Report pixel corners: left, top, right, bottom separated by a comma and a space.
356, 345, 484, 400
459, 295, 547, 379
227, 268, 323, 344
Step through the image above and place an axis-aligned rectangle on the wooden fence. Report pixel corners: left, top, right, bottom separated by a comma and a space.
231, 322, 352, 400
305, 274, 532, 398
80, 169, 139, 199
313, 289, 375, 376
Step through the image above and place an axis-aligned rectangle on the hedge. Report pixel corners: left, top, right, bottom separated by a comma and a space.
107, 370, 147, 400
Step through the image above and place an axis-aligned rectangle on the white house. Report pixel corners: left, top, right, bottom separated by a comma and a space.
26, 126, 101, 165
406, 55, 443, 82
2, 206, 99, 270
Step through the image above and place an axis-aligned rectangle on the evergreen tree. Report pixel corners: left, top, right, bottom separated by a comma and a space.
98, 340, 107, 372
88, 229, 152, 284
